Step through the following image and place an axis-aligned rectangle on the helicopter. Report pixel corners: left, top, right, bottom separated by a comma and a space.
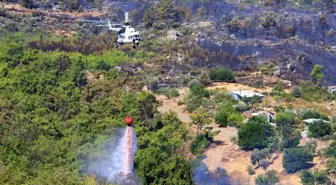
82, 12, 141, 48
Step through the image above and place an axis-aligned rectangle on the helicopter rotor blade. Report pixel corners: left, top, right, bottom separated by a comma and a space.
81, 19, 108, 24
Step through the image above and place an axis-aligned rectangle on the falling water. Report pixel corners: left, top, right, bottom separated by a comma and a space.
125, 126, 136, 175
87, 127, 137, 182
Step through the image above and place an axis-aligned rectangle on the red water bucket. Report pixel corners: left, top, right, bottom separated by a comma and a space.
125, 116, 133, 126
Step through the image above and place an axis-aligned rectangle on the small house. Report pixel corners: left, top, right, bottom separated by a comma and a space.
229, 90, 264, 101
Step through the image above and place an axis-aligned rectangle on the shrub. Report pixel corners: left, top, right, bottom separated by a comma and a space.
209, 68, 235, 82
241, 95, 262, 105
234, 104, 250, 113
300, 83, 334, 102
247, 165, 255, 175
283, 147, 314, 173
177, 100, 184, 106
313, 170, 328, 184
327, 157, 336, 171
230, 136, 237, 144
238, 116, 276, 150
148, 77, 159, 92
213, 91, 237, 104
275, 112, 302, 149
282, 130, 302, 149
228, 113, 244, 127
188, 79, 209, 98
214, 110, 228, 127
248, 79, 264, 88
325, 141, 336, 157
251, 95, 262, 104
258, 63, 275, 76
300, 170, 328, 185
270, 81, 285, 97
260, 160, 271, 171
273, 106, 285, 113
308, 120, 332, 138
187, 103, 198, 113
291, 86, 302, 98
169, 88, 179, 97
255, 170, 279, 185
250, 149, 269, 166
158, 87, 171, 98
214, 103, 242, 127
298, 109, 326, 120
300, 170, 315, 185
275, 112, 298, 128
197, 71, 210, 85
190, 134, 211, 155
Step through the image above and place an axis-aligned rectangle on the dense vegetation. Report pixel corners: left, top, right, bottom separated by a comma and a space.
0, 33, 193, 184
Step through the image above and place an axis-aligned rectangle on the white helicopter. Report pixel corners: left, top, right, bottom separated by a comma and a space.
82, 12, 141, 48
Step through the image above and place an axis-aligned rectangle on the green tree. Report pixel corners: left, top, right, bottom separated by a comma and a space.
191, 107, 211, 135
238, 116, 276, 150
276, 112, 301, 148
214, 103, 235, 127
209, 68, 235, 82
283, 147, 314, 173
310, 64, 324, 85
137, 92, 157, 124
308, 120, 332, 138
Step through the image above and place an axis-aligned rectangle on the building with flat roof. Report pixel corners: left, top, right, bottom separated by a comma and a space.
229, 90, 264, 101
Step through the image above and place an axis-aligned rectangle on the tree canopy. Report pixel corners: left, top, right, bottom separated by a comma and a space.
238, 116, 276, 150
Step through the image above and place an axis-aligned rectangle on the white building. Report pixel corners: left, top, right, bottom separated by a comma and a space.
229, 90, 264, 101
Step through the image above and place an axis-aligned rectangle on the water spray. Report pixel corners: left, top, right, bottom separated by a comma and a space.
87, 116, 137, 182
124, 116, 135, 175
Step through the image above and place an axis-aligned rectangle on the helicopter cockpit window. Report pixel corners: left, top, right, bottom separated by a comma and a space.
118, 27, 126, 34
